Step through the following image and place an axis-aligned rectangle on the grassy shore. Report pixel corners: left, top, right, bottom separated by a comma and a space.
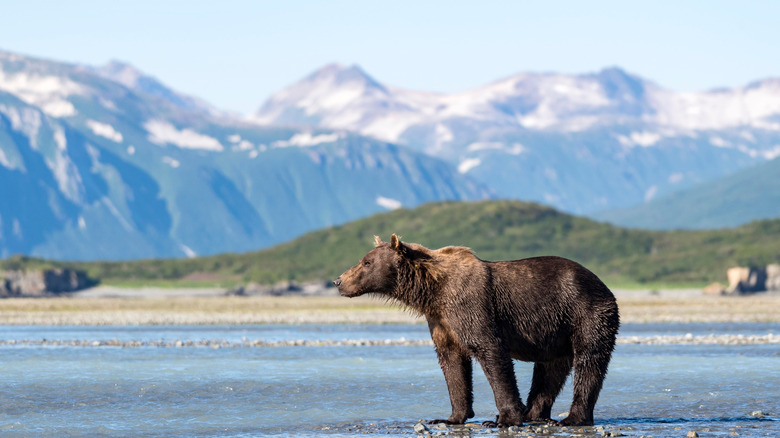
0, 290, 778, 325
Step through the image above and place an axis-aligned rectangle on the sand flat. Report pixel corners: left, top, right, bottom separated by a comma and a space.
0, 288, 778, 325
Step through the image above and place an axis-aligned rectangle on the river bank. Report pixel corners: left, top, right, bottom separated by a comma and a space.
0, 287, 778, 325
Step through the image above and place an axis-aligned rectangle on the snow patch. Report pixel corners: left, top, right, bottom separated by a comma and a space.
465, 142, 527, 156
737, 144, 760, 158
180, 244, 197, 258
0, 104, 42, 147
144, 120, 223, 151
543, 193, 560, 204
53, 126, 67, 150
162, 156, 180, 168
763, 145, 780, 160
458, 158, 481, 174
668, 173, 684, 184
751, 120, 780, 131
227, 134, 242, 143
48, 148, 85, 203
740, 131, 756, 143
467, 142, 504, 152
102, 197, 132, 232
98, 97, 117, 111
616, 131, 662, 147
709, 136, 729, 147
0, 71, 84, 117
40, 100, 76, 117
361, 113, 418, 144
508, 143, 528, 155
86, 119, 123, 143
0, 148, 10, 168
644, 185, 658, 202
435, 123, 453, 144
376, 196, 402, 210
85, 144, 101, 166
272, 132, 342, 148
13, 219, 22, 238
231, 139, 254, 151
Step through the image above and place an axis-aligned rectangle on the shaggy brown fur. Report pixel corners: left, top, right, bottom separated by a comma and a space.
334, 234, 619, 427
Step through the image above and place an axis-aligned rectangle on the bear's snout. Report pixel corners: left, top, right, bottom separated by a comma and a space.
333, 277, 342, 287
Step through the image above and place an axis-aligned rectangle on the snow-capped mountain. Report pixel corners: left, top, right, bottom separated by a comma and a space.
0, 51, 489, 260
256, 63, 780, 143
254, 64, 780, 216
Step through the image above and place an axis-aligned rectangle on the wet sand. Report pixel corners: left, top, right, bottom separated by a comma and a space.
0, 287, 778, 326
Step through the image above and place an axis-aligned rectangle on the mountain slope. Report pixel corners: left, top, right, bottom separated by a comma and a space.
89, 60, 223, 117
0, 51, 489, 260
254, 64, 780, 215
594, 155, 780, 230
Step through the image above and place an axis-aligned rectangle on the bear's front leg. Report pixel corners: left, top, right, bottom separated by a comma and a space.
432, 350, 474, 424
475, 346, 525, 427
428, 320, 474, 424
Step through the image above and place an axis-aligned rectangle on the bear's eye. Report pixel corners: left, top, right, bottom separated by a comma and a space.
363, 261, 371, 267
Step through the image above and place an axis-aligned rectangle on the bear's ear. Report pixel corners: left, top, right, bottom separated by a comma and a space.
390, 233, 401, 249
390, 233, 407, 255
374, 235, 384, 247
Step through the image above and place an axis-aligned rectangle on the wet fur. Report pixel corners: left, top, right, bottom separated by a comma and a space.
335, 234, 619, 427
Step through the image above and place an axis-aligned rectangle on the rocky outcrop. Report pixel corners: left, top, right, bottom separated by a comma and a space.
0, 269, 94, 297
724, 264, 780, 295
766, 264, 780, 291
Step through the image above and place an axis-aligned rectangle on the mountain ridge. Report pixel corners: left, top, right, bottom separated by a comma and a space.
0, 50, 489, 261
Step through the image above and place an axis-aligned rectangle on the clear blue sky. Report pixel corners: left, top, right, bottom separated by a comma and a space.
1, 0, 778, 114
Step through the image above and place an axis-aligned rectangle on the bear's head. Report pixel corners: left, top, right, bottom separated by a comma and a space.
334, 233, 424, 298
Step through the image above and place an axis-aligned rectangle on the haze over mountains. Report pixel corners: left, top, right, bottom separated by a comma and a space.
2, 49, 779, 260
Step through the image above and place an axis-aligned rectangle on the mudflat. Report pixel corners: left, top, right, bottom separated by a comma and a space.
0, 287, 778, 325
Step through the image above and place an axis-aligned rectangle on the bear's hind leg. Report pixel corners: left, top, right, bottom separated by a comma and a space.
560, 350, 611, 426
475, 348, 526, 427
525, 357, 572, 423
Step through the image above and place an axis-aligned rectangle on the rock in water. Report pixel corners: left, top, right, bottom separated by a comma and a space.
686, 431, 699, 438
750, 410, 766, 418
413, 422, 429, 434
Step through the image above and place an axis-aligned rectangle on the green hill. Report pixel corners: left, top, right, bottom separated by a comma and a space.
3, 200, 780, 287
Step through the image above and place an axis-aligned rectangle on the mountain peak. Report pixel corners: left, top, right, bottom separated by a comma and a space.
591, 66, 650, 98
306, 63, 385, 91
94, 59, 144, 88
253, 62, 392, 126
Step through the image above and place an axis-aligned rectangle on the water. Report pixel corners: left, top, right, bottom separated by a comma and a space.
1, 323, 778, 437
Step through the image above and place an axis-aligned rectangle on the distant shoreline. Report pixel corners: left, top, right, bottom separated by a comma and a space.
0, 287, 778, 325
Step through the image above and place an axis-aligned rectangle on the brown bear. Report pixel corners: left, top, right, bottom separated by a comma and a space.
333, 234, 619, 427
